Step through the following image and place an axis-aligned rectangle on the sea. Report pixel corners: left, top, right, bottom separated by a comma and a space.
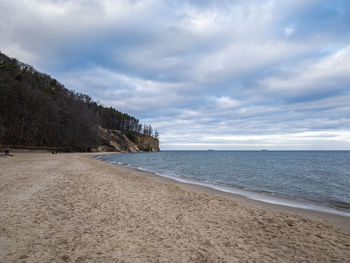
97, 151, 350, 217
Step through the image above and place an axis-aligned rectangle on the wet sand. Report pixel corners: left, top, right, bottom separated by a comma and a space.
1, 152, 349, 262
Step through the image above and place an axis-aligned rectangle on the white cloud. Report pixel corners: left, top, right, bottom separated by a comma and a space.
191, 41, 309, 85
214, 96, 240, 109
160, 130, 350, 150
58, 67, 189, 114
0, 43, 37, 64
260, 46, 350, 94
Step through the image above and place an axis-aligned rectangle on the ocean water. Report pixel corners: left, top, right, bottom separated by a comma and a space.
98, 151, 350, 217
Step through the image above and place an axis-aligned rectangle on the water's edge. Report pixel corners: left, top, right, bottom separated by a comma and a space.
95, 154, 350, 218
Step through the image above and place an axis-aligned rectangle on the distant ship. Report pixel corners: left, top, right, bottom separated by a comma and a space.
261, 149, 268, 151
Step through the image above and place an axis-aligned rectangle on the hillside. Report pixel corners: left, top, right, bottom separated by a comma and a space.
0, 52, 160, 152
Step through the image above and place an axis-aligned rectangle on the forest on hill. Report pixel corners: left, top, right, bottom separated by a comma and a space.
0, 51, 159, 152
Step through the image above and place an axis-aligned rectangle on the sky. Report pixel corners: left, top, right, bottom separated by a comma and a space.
1, 0, 350, 150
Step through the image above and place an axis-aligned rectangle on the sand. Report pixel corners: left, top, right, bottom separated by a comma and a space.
0, 152, 349, 262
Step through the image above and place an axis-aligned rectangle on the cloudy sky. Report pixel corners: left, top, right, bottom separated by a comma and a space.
1, 0, 350, 150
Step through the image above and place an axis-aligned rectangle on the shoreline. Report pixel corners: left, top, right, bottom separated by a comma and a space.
1, 152, 349, 262
96, 156, 350, 234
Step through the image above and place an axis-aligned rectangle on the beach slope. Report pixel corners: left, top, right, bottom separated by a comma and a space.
1, 153, 349, 262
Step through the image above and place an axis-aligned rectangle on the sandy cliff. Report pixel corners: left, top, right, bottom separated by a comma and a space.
0, 128, 160, 153
95, 127, 160, 152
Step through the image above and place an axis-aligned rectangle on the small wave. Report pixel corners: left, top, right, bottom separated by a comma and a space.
326, 199, 350, 210
97, 154, 350, 218
131, 167, 350, 218
136, 167, 153, 173
202, 183, 350, 218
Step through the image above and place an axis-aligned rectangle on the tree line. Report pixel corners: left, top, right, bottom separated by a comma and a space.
0, 51, 159, 151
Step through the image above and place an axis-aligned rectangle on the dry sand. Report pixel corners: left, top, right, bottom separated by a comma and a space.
0, 152, 349, 262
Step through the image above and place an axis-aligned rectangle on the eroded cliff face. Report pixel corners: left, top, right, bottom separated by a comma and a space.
95, 127, 160, 152
0, 128, 160, 153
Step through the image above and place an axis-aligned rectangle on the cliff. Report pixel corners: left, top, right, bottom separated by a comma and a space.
0, 51, 160, 153
1, 128, 160, 153
95, 127, 160, 152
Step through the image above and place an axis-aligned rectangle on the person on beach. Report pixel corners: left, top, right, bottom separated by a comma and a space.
4, 147, 13, 156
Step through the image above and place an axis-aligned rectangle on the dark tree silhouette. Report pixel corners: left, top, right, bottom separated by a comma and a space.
0, 51, 159, 151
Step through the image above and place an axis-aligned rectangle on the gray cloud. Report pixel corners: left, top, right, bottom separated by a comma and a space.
1, 0, 349, 149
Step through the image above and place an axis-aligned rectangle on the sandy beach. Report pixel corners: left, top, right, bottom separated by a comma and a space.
1, 152, 349, 262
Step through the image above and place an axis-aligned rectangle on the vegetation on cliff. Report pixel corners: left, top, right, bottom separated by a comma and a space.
0, 51, 159, 152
